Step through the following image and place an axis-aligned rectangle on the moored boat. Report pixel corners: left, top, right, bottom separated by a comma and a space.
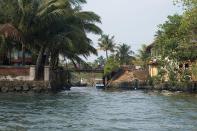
95, 78, 105, 89
95, 83, 105, 89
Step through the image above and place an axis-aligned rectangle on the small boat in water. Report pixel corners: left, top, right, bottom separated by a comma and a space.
95, 83, 105, 89
95, 78, 105, 89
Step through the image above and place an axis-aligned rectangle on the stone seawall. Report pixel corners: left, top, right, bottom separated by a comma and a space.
107, 81, 197, 93
0, 81, 50, 93
108, 81, 147, 90
152, 82, 197, 92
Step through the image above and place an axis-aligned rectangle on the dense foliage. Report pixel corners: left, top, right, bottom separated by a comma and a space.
154, 1, 196, 60
148, 0, 197, 82
116, 43, 134, 65
102, 43, 134, 74
93, 56, 106, 68
0, 0, 102, 80
136, 44, 150, 68
104, 56, 120, 75
98, 34, 116, 60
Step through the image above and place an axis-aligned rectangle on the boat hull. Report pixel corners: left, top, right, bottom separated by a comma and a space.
96, 84, 105, 89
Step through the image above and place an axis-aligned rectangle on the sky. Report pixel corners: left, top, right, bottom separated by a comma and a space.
83, 0, 183, 61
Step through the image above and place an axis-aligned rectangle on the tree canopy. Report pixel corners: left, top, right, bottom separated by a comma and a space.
98, 34, 116, 59
116, 43, 134, 65
0, 0, 102, 80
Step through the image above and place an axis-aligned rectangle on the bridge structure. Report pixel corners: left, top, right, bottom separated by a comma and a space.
63, 67, 104, 87
64, 68, 104, 73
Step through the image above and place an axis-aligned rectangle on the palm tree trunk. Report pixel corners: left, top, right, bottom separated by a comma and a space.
106, 50, 108, 60
50, 50, 59, 70
9, 48, 12, 65
22, 44, 25, 65
35, 46, 45, 80
65, 59, 70, 84
44, 47, 50, 65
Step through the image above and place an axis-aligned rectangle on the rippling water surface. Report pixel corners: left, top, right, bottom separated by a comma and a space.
0, 87, 197, 131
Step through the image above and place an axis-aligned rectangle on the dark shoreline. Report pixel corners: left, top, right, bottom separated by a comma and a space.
106, 81, 197, 93
0, 81, 50, 93
1, 80, 197, 94
0, 81, 71, 93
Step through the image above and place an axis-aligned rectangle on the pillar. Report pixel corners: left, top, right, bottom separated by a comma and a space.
44, 66, 50, 81
29, 65, 35, 81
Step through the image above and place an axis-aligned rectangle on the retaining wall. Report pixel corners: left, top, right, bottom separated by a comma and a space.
0, 81, 50, 93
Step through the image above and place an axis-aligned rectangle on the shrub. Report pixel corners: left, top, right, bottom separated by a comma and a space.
104, 57, 120, 75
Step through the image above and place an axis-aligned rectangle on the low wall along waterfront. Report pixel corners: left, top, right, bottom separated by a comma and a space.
0, 66, 50, 81
0, 81, 50, 93
0, 66, 51, 93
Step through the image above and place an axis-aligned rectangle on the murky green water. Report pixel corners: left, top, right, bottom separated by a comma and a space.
0, 87, 197, 131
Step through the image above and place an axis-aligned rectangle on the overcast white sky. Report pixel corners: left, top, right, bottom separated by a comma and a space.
83, 0, 183, 61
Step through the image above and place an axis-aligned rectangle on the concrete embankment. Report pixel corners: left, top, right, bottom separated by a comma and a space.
108, 81, 197, 93
105, 68, 197, 93
0, 66, 72, 93
0, 81, 50, 93
151, 82, 197, 93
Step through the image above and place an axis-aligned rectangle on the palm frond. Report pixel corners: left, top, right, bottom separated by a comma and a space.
84, 23, 102, 34
75, 11, 101, 23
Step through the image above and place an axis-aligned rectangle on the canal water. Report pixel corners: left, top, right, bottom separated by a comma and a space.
0, 87, 197, 131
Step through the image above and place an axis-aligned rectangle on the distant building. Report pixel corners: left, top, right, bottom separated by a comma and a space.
146, 43, 159, 77
146, 42, 197, 81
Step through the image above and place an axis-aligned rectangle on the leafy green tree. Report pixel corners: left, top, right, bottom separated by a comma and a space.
98, 34, 116, 60
155, 14, 185, 59
155, 13, 197, 61
94, 56, 106, 68
175, 0, 197, 8
153, 5, 197, 81
175, 0, 197, 47
104, 56, 120, 75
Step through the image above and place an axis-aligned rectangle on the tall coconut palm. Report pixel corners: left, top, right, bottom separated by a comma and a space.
98, 34, 116, 60
137, 44, 150, 68
36, 1, 102, 70
116, 43, 134, 65
27, 0, 101, 77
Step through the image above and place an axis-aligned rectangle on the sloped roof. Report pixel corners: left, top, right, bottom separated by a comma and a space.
146, 43, 155, 53
0, 23, 23, 42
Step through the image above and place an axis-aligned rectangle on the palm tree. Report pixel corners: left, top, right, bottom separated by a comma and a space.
0, 0, 49, 79
98, 34, 116, 60
94, 56, 105, 68
39, 1, 102, 70
116, 43, 134, 65
137, 44, 150, 68
0, 0, 102, 80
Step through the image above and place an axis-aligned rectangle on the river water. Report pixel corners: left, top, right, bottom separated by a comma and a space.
0, 87, 197, 131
